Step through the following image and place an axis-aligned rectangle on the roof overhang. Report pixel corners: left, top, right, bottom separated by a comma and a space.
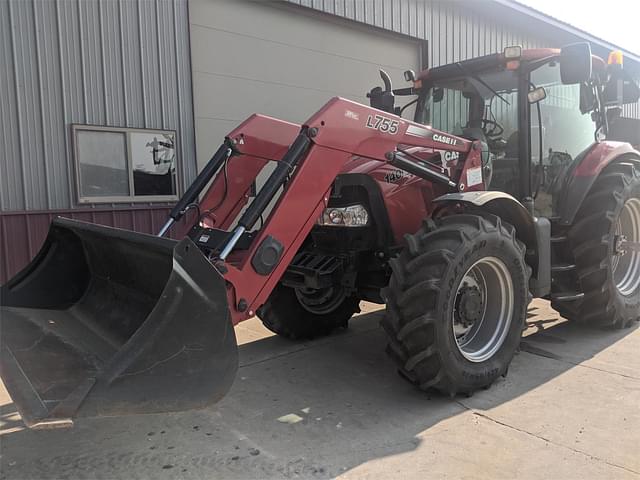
488, 0, 639, 71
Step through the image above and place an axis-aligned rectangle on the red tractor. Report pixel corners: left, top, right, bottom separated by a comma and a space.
2, 43, 639, 428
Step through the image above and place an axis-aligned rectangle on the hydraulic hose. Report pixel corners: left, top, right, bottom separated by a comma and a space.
158, 140, 234, 236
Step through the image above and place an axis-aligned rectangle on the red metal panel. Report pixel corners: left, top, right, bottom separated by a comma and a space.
112, 209, 135, 232
0, 206, 174, 283
28, 214, 53, 259
91, 211, 116, 229
215, 98, 479, 324
1, 215, 30, 283
223, 144, 350, 324
0, 217, 8, 281
136, 210, 152, 234
307, 97, 471, 159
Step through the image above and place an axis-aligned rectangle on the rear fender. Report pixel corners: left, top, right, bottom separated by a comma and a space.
556, 142, 640, 225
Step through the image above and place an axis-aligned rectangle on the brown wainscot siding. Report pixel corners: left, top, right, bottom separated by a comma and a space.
0, 206, 195, 284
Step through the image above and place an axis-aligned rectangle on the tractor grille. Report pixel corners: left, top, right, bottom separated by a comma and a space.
281, 252, 344, 290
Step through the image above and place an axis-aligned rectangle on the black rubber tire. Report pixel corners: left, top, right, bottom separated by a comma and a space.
553, 161, 640, 329
381, 214, 531, 396
256, 284, 360, 340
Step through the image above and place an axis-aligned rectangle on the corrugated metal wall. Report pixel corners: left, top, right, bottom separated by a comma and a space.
623, 100, 639, 119
285, 0, 549, 65
0, 0, 196, 212
0, 205, 196, 281
285, 0, 640, 119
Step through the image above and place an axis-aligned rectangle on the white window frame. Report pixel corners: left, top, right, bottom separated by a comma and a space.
72, 124, 179, 204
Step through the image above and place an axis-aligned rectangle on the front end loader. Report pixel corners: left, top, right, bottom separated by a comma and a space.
1, 220, 237, 427
2, 43, 639, 428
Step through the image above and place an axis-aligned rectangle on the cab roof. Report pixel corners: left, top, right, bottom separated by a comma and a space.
418, 47, 606, 82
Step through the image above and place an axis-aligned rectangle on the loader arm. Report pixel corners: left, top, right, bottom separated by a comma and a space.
217, 97, 480, 324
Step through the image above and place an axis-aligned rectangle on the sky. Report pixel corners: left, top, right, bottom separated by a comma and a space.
519, 0, 639, 55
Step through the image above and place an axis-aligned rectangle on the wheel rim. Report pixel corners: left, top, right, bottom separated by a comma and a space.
453, 257, 515, 363
295, 286, 347, 315
612, 197, 640, 296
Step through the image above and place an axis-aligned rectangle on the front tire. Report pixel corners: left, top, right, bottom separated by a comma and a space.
382, 214, 531, 396
257, 284, 360, 340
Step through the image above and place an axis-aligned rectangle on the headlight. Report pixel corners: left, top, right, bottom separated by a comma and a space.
318, 204, 369, 227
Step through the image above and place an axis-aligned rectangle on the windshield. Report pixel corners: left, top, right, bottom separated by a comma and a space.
415, 62, 597, 158
415, 69, 522, 196
415, 69, 519, 141
414, 63, 598, 203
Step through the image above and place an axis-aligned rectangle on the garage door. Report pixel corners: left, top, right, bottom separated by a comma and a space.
189, 0, 422, 168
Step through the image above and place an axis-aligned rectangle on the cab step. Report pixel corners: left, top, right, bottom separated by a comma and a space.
551, 291, 585, 302
551, 263, 576, 273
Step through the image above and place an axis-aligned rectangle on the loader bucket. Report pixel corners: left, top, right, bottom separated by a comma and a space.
0, 217, 238, 428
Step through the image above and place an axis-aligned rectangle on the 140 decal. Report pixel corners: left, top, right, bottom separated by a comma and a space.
366, 114, 399, 134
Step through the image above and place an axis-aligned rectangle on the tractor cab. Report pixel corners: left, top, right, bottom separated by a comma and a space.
372, 44, 640, 217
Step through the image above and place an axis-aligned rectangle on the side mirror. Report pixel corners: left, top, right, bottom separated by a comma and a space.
560, 42, 592, 84
579, 84, 596, 114
403, 70, 416, 82
527, 86, 547, 104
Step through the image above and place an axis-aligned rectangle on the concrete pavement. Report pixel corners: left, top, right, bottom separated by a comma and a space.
0, 300, 638, 479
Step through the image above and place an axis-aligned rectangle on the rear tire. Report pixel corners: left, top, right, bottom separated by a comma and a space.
382, 214, 530, 396
556, 161, 640, 328
257, 284, 360, 340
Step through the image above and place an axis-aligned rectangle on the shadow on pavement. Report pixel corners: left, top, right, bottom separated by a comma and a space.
0, 303, 637, 479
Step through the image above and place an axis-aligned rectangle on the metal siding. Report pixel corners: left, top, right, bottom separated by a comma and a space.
174, 0, 197, 184
0, 0, 23, 211
0, 0, 196, 212
3, 0, 638, 215
120, 0, 145, 127
623, 101, 640, 119
36, 1, 69, 210
286, 0, 552, 64
139, 1, 162, 128
0, 205, 196, 283
284, 0, 640, 122
102, 0, 126, 126
9, 0, 48, 211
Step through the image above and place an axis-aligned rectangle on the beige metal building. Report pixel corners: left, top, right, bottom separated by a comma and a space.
1, 0, 638, 282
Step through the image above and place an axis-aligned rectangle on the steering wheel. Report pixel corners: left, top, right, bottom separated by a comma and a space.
481, 118, 504, 138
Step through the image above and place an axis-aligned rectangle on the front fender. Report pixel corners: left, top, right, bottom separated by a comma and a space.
433, 191, 537, 252
433, 191, 551, 297
556, 142, 640, 225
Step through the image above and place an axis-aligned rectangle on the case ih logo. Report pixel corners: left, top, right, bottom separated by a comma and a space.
443, 151, 460, 161
432, 133, 458, 146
